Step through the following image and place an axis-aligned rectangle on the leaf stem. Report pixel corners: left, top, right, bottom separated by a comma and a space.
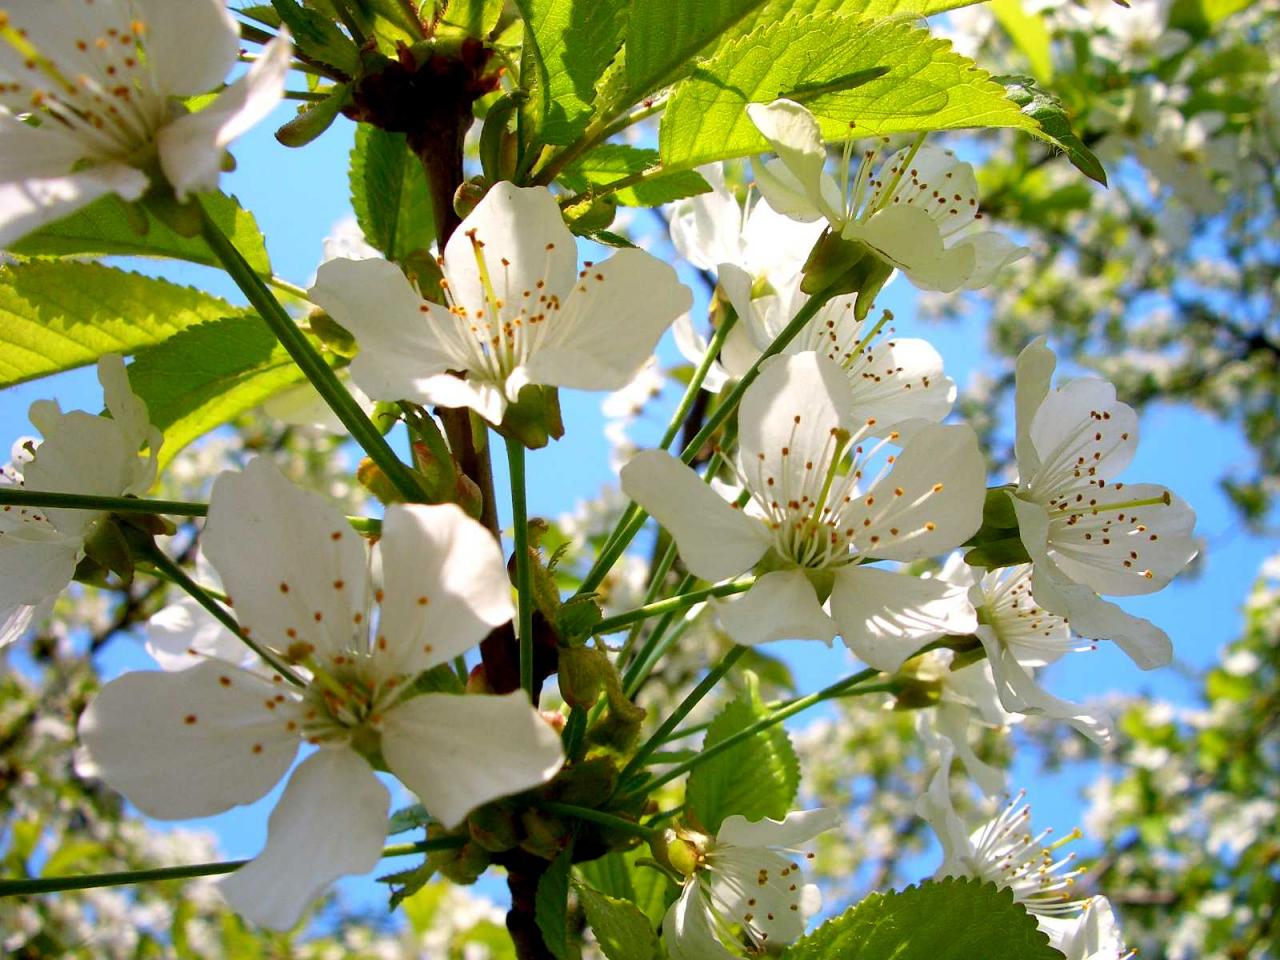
0, 837, 465, 897
530, 97, 668, 187
505, 436, 535, 698
196, 199, 428, 504
140, 542, 306, 688
538, 801, 657, 839
593, 578, 754, 637
0, 488, 207, 517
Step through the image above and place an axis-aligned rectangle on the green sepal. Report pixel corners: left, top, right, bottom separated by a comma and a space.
495, 383, 566, 449
557, 594, 604, 646
962, 487, 1032, 569
564, 195, 619, 236
307, 312, 359, 358
964, 537, 1032, 570
547, 755, 619, 808
80, 519, 136, 586
468, 803, 522, 853
387, 803, 431, 835
800, 230, 867, 295
558, 645, 613, 709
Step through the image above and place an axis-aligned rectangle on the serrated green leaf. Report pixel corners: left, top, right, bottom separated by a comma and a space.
387, 803, 431, 835
516, 0, 628, 145
9, 192, 272, 277
577, 884, 659, 960
625, 0, 768, 101
125, 315, 307, 469
270, 0, 360, 74
535, 845, 580, 960
686, 676, 799, 833
348, 125, 435, 262
660, 14, 1042, 170
0, 262, 241, 389
712, 0, 986, 54
998, 76, 1106, 185
782, 878, 1065, 960
561, 145, 711, 206
576, 848, 674, 927
439, 0, 505, 36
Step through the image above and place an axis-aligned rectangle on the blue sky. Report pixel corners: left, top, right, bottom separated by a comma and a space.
2, 97, 1275, 925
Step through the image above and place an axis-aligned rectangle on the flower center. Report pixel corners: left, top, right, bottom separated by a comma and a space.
299, 655, 403, 745
967, 793, 1086, 917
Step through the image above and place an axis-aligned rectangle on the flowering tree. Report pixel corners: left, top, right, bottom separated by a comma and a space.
0, 0, 1264, 957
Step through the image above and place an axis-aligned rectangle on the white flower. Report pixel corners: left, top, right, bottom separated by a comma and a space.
1009, 338, 1198, 670
663, 810, 839, 959
1039, 897, 1135, 960
915, 660, 1014, 796
1, 354, 159, 648
0, 0, 292, 247
144, 552, 254, 672
942, 556, 1113, 744
78, 458, 564, 930
918, 765, 1087, 919
1136, 108, 1234, 214
746, 100, 1026, 292
622, 350, 984, 663
310, 182, 692, 426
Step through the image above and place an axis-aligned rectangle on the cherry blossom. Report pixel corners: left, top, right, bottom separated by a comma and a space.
0, 0, 291, 247
310, 182, 691, 426
78, 458, 564, 930
621, 350, 984, 661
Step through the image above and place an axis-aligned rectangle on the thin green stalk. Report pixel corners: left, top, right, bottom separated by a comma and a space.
616, 645, 748, 787
539, 801, 657, 839
578, 283, 839, 597
531, 97, 667, 186
141, 543, 305, 688
593, 578, 754, 637
615, 538, 679, 666
660, 307, 737, 451
0, 837, 466, 897
197, 200, 428, 504
268, 275, 311, 300
621, 573, 694, 695
505, 437, 535, 698
620, 667, 882, 801
0, 488, 207, 517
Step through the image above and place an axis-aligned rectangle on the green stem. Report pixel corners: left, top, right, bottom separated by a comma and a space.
530, 97, 667, 187
0, 837, 465, 897
141, 543, 305, 688
0, 488, 207, 517
581, 278, 839, 597
593, 578, 753, 637
505, 437, 535, 698
616, 645, 747, 788
197, 200, 428, 504
539, 801, 656, 839
619, 667, 882, 801
615, 538, 678, 667
620, 577, 694, 696
268, 275, 311, 300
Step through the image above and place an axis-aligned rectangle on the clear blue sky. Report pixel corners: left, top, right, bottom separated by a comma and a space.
2, 96, 1274, 924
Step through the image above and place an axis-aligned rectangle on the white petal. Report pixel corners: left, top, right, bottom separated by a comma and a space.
133, 0, 241, 96
1042, 897, 1126, 960
663, 883, 739, 960
1026, 379, 1138, 495
715, 570, 837, 646
0, 163, 146, 250
441, 183, 577, 325
204, 458, 369, 665
1014, 337, 1057, 481
716, 808, 842, 849
858, 422, 986, 562
415, 373, 510, 423
96, 355, 151, 455
830, 565, 976, 672
219, 748, 389, 931
158, 31, 292, 199
845, 336, 956, 428
706, 844, 809, 945
0, 603, 35, 649
753, 157, 826, 223
955, 231, 1026, 289
311, 257, 467, 403
620, 450, 769, 582
526, 247, 691, 391
931, 699, 1008, 797
980, 637, 1112, 744
22, 412, 138, 537
145, 595, 250, 671
0, 519, 79, 609
845, 206, 977, 293
381, 691, 563, 829
747, 100, 842, 223
738, 351, 857, 491
77, 661, 298, 819
377, 503, 513, 678
668, 165, 740, 271
672, 313, 730, 392
916, 756, 973, 870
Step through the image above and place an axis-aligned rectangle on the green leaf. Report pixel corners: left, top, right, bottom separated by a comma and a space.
0, 262, 241, 389
560, 145, 711, 206
990, 0, 1053, 83
535, 845, 580, 960
998, 76, 1107, 185
439, 0, 506, 36
125, 316, 308, 469
713, 0, 987, 53
516, 0, 629, 145
660, 14, 1043, 170
781, 878, 1066, 960
625, 0, 769, 101
576, 849, 673, 927
348, 125, 436, 262
9, 192, 272, 278
387, 803, 431, 835
577, 884, 659, 960
270, 0, 360, 74
686, 674, 799, 833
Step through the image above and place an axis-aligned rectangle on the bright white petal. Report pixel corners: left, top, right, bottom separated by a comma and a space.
219, 748, 389, 931
377, 502, 513, 678
1014, 337, 1057, 481
955, 231, 1026, 289
0, 166, 147, 251
204, 458, 369, 665
381, 691, 563, 829
672, 313, 730, 392
716, 808, 842, 849
133, 0, 241, 96
753, 156, 826, 223
830, 565, 976, 672
621, 450, 770, 582
0, 519, 79, 609
845, 336, 956, 428
145, 595, 251, 671
663, 882, 739, 960
1026, 379, 1139, 496
22, 412, 137, 537
715, 570, 837, 646
858, 422, 986, 562
77, 661, 298, 819
158, 31, 292, 199
526, 248, 691, 391
845, 206, 977, 293
0, 603, 35, 649
747, 100, 841, 223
